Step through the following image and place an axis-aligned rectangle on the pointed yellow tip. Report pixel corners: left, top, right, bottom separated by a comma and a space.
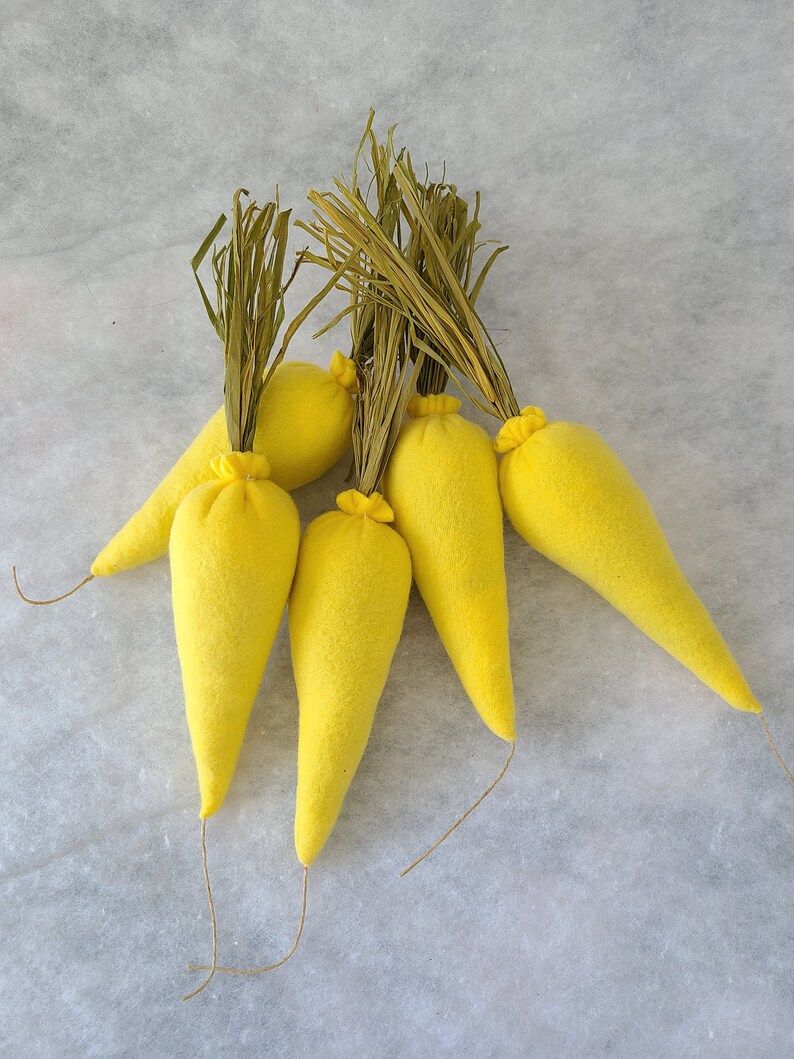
199, 797, 222, 820
723, 684, 763, 713
295, 813, 327, 866
481, 715, 516, 742
90, 555, 113, 578
737, 699, 763, 715
295, 838, 320, 868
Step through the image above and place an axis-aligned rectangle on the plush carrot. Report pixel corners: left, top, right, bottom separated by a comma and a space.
407, 166, 766, 717
91, 352, 356, 578
172, 190, 305, 819
495, 410, 762, 712
289, 299, 415, 868
172, 448, 299, 818
172, 191, 304, 1000
12, 210, 355, 605
384, 393, 514, 739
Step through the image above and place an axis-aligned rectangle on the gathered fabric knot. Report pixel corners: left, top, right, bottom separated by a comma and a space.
336, 489, 395, 523
329, 350, 359, 394
210, 451, 271, 482
493, 406, 548, 453
407, 393, 462, 418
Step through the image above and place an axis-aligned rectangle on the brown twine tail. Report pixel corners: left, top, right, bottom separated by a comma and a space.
180, 819, 218, 1002
759, 715, 794, 787
188, 867, 308, 977
11, 565, 94, 606
400, 739, 516, 879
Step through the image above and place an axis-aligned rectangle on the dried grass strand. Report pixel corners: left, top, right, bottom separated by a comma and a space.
759, 714, 794, 786
400, 741, 516, 878
11, 566, 94, 606
181, 819, 218, 1002
191, 190, 302, 453
188, 868, 308, 977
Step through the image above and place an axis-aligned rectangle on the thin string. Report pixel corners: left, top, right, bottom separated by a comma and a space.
759, 714, 794, 787
11, 566, 94, 606
188, 867, 308, 977
181, 819, 217, 1002
401, 740, 516, 878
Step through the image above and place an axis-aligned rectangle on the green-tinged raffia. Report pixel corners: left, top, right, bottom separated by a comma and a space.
409, 180, 508, 396
353, 298, 417, 497
297, 153, 520, 421
297, 115, 419, 496
191, 189, 304, 454
347, 118, 418, 496
341, 110, 405, 368
391, 157, 519, 419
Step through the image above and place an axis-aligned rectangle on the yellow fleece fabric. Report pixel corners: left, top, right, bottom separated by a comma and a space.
92, 353, 355, 577
170, 451, 300, 817
383, 394, 515, 741
496, 408, 761, 713
289, 490, 412, 866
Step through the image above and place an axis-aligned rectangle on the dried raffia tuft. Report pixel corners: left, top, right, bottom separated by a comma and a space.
408, 179, 508, 397
191, 189, 301, 454
352, 297, 417, 496
301, 111, 420, 494
297, 147, 520, 421
348, 121, 420, 493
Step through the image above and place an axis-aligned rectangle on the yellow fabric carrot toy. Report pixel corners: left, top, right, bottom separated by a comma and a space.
172, 448, 299, 818
92, 352, 356, 578
302, 138, 516, 745
172, 190, 303, 820
495, 410, 761, 712
289, 301, 415, 868
385, 393, 515, 740
171, 191, 307, 1000
13, 288, 355, 606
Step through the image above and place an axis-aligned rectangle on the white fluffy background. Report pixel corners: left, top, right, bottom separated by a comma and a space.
1, 2, 792, 1056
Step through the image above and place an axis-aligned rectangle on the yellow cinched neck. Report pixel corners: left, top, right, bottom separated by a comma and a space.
493, 406, 547, 453
210, 451, 271, 482
336, 489, 395, 523
329, 351, 359, 394
407, 393, 462, 418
